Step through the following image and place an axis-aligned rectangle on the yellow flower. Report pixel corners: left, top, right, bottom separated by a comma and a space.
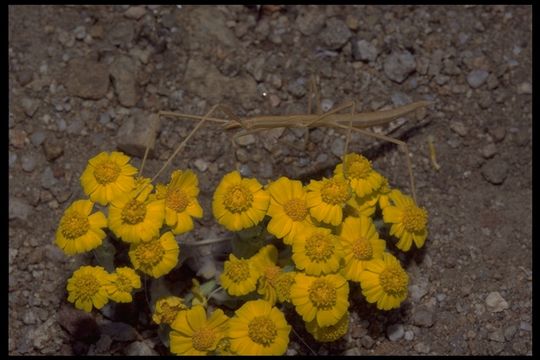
306, 174, 352, 226
382, 189, 428, 251
291, 226, 343, 276
251, 245, 283, 305
170, 305, 229, 355
108, 182, 165, 243
105, 267, 141, 303
345, 192, 378, 218
156, 170, 203, 235
290, 273, 349, 327
339, 216, 386, 282
228, 299, 291, 355
266, 177, 312, 245
334, 153, 383, 198
55, 199, 107, 255
358, 252, 409, 310
212, 171, 270, 231
67, 265, 112, 313
215, 337, 235, 355
220, 254, 260, 296
305, 312, 349, 343
80, 151, 138, 206
152, 296, 188, 325
376, 177, 392, 210
274, 271, 297, 304
128, 232, 179, 278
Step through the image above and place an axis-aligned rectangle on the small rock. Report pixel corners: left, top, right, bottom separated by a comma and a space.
40, 166, 58, 190
42, 136, 64, 161
490, 341, 505, 355
481, 157, 509, 185
404, 330, 414, 341
107, 21, 134, 46
287, 77, 307, 98
110, 55, 138, 107
320, 99, 334, 112
9, 152, 17, 168
504, 325, 517, 340
245, 56, 266, 82
258, 161, 273, 178
450, 121, 468, 137
9, 197, 33, 222
58, 29, 75, 47
467, 69, 489, 89
21, 153, 37, 172
124, 341, 158, 356
100, 322, 138, 342
490, 127, 506, 143
414, 342, 430, 354
65, 58, 109, 100
519, 321, 531, 332
22, 310, 37, 325
352, 39, 378, 62
485, 291, 509, 312
409, 284, 428, 302
360, 335, 374, 349
116, 111, 160, 158
73, 26, 86, 40
193, 158, 209, 172
343, 347, 362, 355
30, 131, 47, 146
17, 69, 34, 86
412, 308, 434, 327
94, 335, 112, 354
296, 7, 327, 36
320, 17, 352, 50
384, 50, 416, 84
21, 97, 40, 117
387, 324, 404, 341
436, 293, 447, 302
10, 129, 28, 148
235, 134, 256, 146
286, 348, 298, 356
488, 329, 506, 343
481, 143, 497, 159
331, 137, 345, 157
124, 6, 146, 20
517, 82, 532, 95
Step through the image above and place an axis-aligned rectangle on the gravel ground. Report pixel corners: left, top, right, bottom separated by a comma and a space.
9, 5, 532, 355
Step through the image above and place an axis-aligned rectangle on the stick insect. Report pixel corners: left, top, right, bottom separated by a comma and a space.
140, 80, 430, 205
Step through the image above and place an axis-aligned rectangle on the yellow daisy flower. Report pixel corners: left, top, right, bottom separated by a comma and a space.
67, 265, 112, 313
105, 267, 141, 303
305, 312, 349, 343
274, 271, 297, 304
306, 174, 352, 226
212, 171, 270, 231
108, 181, 165, 243
170, 305, 229, 355
152, 296, 188, 325
266, 177, 312, 245
290, 273, 349, 327
228, 299, 291, 355
376, 177, 392, 210
251, 245, 283, 305
339, 216, 386, 282
80, 151, 138, 206
358, 252, 409, 310
345, 191, 378, 218
334, 153, 383, 198
220, 254, 260, 296
291, 226, 343, 276
382, 189, 428, 251
128, 232, 179, 278
55, 199, 107, 255
156, 169, 203, 235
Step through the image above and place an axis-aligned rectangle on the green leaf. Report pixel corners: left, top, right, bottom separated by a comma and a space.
93, 237, 116, 272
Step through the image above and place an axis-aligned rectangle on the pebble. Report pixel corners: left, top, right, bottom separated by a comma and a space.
296, 7, 327, 36
481, 157, 509, 185
245, 56, 265, 82
287, 77, 307, 98
387, 324, 404, 341
504, 325, 517, 340
286, 348, 298, 356
73, 25, 86, 40
21, 153, 37, 172
320, 99, 334, 112
100, 322, 138, 342
65, 58, 110, 100
9, 152, 17, 168
124, 341, 158, 355
412, 308, 434, 327
331, 137, 345, 157
235, 134, 256, 146
22, 311, 38, 325
193, 158, 209, 172
467, 69, 490, 88
258, 161, 273, 178
30, 131, 47, 146
320, 17, 352, 50
414, 342, 431, 354
343, 347, 362, 355
404, 330, 414, 341
517, 82, 532, 95
519, 321, 531, 332
384, 50, 416, 84
450, 121, 468, 137
17, 69, 34, 86
481, 143, 497, 159
110, 55, 138, 107
21, 97, 40, 117
116, 111, 160, 158
124, 6, 147, 20
488, 329, 506, 343
107, 21, 134, 46
40, 166, 58, 190
352, 39, 378, 62
9, 197, 33, 222
409, 284, 428, 302
94, 335, 112, 354
42, 136, 64, 162
360, 335, 374, 349
58, 29, 75, 47
490, 126, 506, 143
485, 291, 509, 312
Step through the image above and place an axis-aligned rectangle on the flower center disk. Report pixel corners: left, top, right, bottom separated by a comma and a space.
61, 212, 90, 239
122, 199, 147, 225
346, 155, 372, 179
248, 315, 277, 345
166, 188, 190, 212
379, 265, 409, 296
74, 273, 100, 298
351, 237, 373, 260
225, 260, 250, 283
283, 198, 308, 221
308, 279, 337, 309
320, 178, 351, 205
94, 160, 121, 184
305, 233, 335, 262
403, 205, 428, 232
223, 184, 253, 213
192, 326, 216, 352
133, 240, 165, 267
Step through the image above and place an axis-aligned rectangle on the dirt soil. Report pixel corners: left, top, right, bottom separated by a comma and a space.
8, 5, 532, 355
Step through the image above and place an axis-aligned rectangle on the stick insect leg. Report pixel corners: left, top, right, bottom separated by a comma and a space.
305, 100, 356, 128
334, 123, 418, 204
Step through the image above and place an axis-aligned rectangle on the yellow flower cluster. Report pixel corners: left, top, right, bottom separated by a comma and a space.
211, 152, 429, 345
